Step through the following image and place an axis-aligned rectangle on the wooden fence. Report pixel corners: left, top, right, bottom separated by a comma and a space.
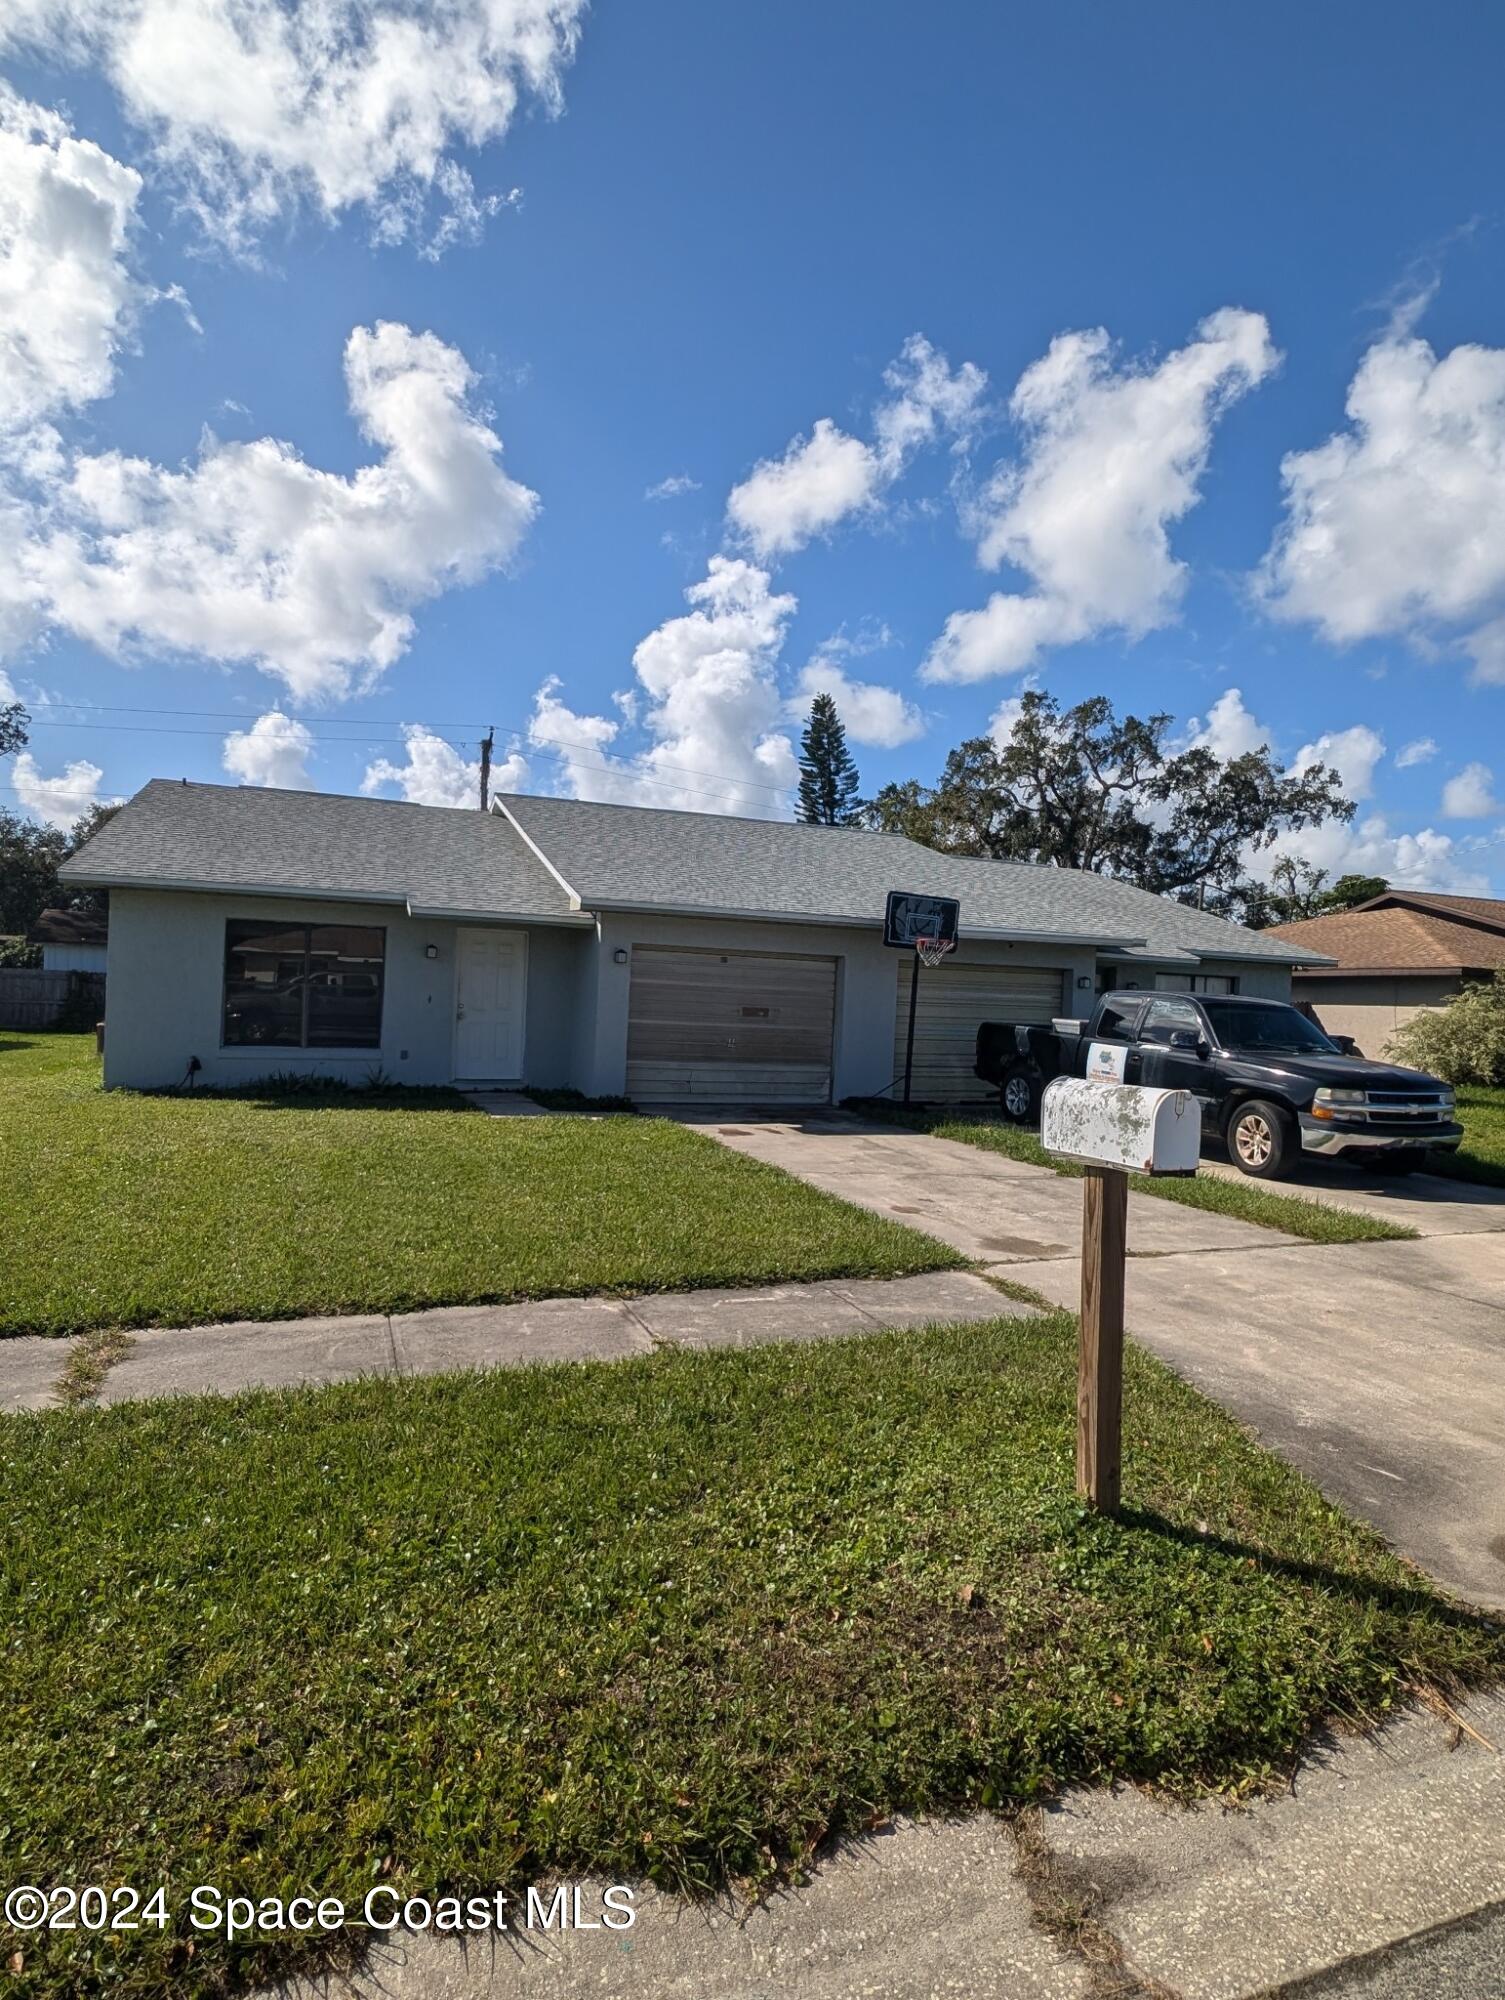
0, 969, 105, 1031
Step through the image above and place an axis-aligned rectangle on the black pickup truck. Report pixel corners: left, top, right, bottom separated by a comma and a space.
975, 990, 1463, 1180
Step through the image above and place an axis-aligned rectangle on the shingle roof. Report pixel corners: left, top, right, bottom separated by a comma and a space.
28, 908, 108, 947
60, 780, 1319, 965
1361, 890, 1505, 932
59, 780, 585, 925
1269, 902, 1505, 973
499, 792, 1312, 963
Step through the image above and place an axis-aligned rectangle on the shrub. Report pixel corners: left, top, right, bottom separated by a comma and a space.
1385, 971, 1505, 1085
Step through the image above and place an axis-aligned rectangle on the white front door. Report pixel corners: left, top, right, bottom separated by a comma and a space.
454, 930, 526, 1081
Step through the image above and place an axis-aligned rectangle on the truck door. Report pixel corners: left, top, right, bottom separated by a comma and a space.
1135, 997, 1218, 1132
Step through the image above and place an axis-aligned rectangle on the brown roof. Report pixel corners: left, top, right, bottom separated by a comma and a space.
27, 908, 108, 948
1268, 900, 1505, 974
1360, 890, 1505, 930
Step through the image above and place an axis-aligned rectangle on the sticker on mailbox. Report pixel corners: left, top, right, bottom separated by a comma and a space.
1086, 1041, 1128, 1083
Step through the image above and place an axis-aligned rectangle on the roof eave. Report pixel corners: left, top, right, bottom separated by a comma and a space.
574, 895, 1147, 949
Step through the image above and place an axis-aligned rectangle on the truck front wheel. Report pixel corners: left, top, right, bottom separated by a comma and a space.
1000, 1062, 1043, 1126
1226, 1099, 1296, 1179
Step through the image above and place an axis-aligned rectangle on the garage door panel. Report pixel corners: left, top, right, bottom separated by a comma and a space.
628, 947, 836, 1103
894, 961, 1063, 1101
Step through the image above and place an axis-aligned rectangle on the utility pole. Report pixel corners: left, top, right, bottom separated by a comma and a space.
479, 727, 494, 812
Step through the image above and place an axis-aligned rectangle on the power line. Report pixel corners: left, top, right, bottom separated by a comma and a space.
15, 702, 805, 807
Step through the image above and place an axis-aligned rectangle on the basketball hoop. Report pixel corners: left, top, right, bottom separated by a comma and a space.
915, 935, 955, 969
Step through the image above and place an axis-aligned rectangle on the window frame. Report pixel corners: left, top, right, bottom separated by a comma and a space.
221, 919, 387, 1053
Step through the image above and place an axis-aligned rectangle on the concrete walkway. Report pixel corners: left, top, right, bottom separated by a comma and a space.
0, 1270, 1020, 1414
682, 1112, 1505, 1611
261, 1687, 1505, 2000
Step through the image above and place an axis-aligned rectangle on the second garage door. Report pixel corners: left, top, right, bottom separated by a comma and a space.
627, 946, 837, 1103
893, 959, 1065, 1101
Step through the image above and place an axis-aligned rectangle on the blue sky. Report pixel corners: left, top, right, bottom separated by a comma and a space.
1, 1, 1502, 890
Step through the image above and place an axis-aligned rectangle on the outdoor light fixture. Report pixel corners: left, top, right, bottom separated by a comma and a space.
613, 948, 629, 964
1076, 975, 1092, 989
425, 944, 439, 960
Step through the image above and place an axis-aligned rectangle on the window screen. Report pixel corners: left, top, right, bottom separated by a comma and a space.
223, 922, 385, 1049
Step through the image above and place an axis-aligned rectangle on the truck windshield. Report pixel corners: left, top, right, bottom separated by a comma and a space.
1201, 1001, 1339, 1055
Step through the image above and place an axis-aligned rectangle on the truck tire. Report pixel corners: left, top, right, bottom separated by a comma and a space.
1226, 1098, 1296, 1179
1000, 1061, 1043, 1126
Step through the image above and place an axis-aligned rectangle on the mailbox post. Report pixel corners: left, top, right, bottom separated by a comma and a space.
1040, 1076, 1201, 1518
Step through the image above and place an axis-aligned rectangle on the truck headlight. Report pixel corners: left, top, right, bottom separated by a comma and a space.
1311, 1086, 1367, 1122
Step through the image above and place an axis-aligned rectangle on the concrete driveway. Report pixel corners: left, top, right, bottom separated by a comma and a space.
680, 1110, 1505, 1611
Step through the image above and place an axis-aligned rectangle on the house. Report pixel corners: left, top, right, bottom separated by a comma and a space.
28, 907, 109, 973
1268, 889, 1505, 1053
60, 780, 1320, 1102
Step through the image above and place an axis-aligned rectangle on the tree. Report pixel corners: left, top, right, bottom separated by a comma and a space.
0, 700, 28, 758
797, 692, 862, 826
865, 690, 1353, 914
1386, 972, 1505, 1085
0, 799, 122, 935
1318, 872, 1389, 912
0, 810, 69, 937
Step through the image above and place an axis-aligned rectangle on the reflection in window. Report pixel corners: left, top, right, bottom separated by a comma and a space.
223, 922, 385, 1048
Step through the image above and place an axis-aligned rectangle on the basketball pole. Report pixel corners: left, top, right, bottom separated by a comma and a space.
902, 948, 921, 1104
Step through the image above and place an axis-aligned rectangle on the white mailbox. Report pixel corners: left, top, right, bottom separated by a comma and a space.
1040, 1077, 1200, 1177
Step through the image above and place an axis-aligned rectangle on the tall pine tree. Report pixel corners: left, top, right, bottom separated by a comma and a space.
797, 692, 862, 825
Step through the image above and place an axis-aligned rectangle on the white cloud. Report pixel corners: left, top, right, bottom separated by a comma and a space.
1292, 723, 1385, 802
2, 0, 586, 256
726, 418, 882, 561
221, 708, 313, 788
1441, 761, 1501, 819
1396, 736, 1438, 769
0, 85, 145, 433
10, 321, 539, 702
726, 333, 985, 560
790, 660, 924, 749
362, 723, 526, 810
923, 308, 1278, 682
1180, 686, 1272, 761
528, 557, 799, 815
1260, 328, 1505, 684
872, 333, 987, 470
11, 748, 103, 826
1262, 812, 1486, 895
644, 473, 700, 501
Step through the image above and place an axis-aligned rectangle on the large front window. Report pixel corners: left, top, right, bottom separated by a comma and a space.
222, 922, 385, 1049
1201, 999, 1336, 1055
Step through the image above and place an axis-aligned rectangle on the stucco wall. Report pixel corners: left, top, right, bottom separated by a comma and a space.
582, 911, 1093, 1101
101, 889, 590, 1091
1295, 972, 1459, 1055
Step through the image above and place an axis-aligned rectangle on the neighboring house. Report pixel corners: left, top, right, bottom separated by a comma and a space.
1268, 890, 1505, 1053
60, 780, 1320, 1102
28, 908, 109, 973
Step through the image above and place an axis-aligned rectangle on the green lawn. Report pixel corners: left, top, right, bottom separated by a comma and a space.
862, 1106, 1415, 1245
3, 1316, 1497, 2000
1435, 1086, 1505, 1189
0, 1035, 959, 1338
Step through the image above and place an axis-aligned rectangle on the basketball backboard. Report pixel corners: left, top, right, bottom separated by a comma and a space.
883, 889, 961, 949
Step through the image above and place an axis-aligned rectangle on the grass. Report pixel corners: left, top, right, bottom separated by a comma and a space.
1433, 1085, 1505, 1189
2, 1314, 1498, 2000
860, 1104, 1416, 1245
0, 1035, 960, 1338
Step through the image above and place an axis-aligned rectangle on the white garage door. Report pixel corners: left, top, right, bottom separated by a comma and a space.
893, 959, 1064, 1101
627, 946, 838, 1103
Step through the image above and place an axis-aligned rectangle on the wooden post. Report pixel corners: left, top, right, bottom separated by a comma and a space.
1077, 1165, 1127, 1516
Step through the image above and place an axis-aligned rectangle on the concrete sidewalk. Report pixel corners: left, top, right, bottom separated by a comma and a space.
263, 1688, 1505, 2000
0, 1269, 1021, 1414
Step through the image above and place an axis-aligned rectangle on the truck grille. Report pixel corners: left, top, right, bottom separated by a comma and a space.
1362, 1089, 1452, 1128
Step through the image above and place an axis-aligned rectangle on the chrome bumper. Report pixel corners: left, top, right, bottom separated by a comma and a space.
1299, 1116, 1464, 1156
